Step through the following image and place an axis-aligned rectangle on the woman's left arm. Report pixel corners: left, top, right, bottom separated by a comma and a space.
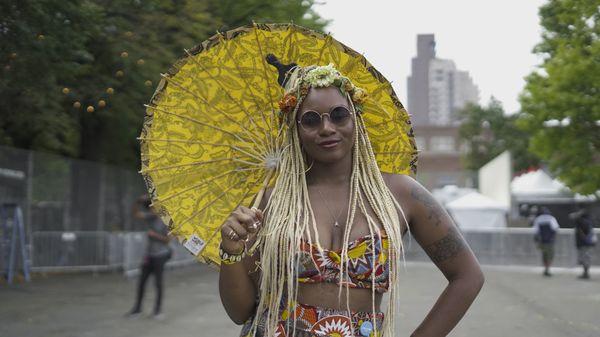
148, 229, 171, 244
391, 175, 484, 337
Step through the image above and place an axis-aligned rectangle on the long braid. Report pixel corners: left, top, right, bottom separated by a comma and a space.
249, 73, 409, 337
355, 114, 410, 336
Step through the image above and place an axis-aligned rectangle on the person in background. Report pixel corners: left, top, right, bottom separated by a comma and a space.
527, 205, 539, 227
571, 208, 596, 280
533, 207, 560, 277
126, 195, 172, 319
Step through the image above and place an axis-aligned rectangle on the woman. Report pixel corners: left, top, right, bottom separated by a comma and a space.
218, 59, 484, 337
127, 195, 172, 319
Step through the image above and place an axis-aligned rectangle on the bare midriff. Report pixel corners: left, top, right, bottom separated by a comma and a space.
297, 282, 383, 312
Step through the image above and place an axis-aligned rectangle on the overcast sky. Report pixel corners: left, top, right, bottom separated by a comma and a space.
313, 0, 547, 114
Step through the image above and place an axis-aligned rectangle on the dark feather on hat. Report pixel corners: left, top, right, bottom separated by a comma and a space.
266, 54, 297, 88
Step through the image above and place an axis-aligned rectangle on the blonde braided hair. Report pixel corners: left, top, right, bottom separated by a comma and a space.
249, 65, 409, 337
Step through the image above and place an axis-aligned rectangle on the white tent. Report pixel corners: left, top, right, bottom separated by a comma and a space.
446, 192, 508, 229
432, 185, 476, 205
511, 170, 569, 197
510, 169, 597, 203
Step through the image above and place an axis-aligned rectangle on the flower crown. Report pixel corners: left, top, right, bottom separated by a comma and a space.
277, 63, 368, 118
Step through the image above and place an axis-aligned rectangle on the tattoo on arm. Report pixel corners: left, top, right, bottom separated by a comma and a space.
425, 227, 467, 264
410, 187, 443, 227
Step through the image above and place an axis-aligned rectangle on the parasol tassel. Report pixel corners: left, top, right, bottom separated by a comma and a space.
265, 54, 297, 88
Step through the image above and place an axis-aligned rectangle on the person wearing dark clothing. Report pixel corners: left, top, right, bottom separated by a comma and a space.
571, 209, 596, 279
126, 196, 172, 319
533, 207, 560, 277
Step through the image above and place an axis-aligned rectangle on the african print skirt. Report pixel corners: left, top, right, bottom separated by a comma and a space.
240, 301, 385, 337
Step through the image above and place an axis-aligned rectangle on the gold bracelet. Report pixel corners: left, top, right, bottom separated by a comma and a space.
219, 244, 245, 265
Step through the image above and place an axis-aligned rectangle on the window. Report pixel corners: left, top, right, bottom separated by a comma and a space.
430, 136, 455, 153
459, 141, 471, 154
437, 174, 457, 187
415, 137, 426, 151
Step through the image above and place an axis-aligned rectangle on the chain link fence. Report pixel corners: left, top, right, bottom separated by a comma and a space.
0, 145, 195, 275
1, 145, 597, 275
0, 145, 150, 233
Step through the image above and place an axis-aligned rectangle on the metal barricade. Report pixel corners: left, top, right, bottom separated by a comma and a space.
30, 231, 120, 272
404, 227, 600, 267
29, 231, 195, 274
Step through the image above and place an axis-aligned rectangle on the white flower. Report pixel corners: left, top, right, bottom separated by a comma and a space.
304, 63, 340, 88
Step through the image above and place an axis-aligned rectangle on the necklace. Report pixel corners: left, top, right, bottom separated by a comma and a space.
316, 188, 345, 228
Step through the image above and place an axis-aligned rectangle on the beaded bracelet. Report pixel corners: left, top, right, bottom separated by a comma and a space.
219, 244, 245, 265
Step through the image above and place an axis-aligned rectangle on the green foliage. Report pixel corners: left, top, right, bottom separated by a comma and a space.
0, 0, 99, 156
458, 98, 540, 172
207, 0, 329, 32
0, 0, 327, 168
74, 0, 217, 165
518, 0, 600, 194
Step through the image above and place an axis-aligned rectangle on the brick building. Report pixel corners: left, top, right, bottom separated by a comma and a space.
407, 34, 479, 189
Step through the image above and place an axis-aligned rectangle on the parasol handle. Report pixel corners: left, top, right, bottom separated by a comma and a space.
247, 169, 275, 255
251, 169, 274, 209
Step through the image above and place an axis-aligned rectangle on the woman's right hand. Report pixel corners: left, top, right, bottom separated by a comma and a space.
220, 206, 264, 255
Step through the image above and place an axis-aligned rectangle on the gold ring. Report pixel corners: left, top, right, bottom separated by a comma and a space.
250, 221, 260, 230
228, 229, 238, 240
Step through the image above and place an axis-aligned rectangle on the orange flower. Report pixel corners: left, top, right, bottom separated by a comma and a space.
278, 94, 297, 113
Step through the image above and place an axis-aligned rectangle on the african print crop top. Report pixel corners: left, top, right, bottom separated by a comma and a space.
296, 231, 390, 293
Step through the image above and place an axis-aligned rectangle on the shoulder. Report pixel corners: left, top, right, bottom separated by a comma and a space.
151, 215, 166, 228
381, 173, 423, 203
381, 173, 454, 228
140, 210, 156, 221
381, 173, 425, 225
382, 172, 418, 189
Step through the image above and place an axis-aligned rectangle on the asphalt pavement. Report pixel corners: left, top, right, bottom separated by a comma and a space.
1, 263, 598, 337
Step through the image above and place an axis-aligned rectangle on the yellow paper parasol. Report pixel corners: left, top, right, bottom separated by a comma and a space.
139, 23, 417, 266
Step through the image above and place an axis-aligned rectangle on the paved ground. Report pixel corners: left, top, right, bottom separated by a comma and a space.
1, 263, 599, 337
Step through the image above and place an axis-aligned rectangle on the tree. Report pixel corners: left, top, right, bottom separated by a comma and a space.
206, 0, 328, 32
74, 0, 218, 165
0, 0, 328, 169
518, 0, 600, 194
458, 98, 540, 172
0, 0, 103, 156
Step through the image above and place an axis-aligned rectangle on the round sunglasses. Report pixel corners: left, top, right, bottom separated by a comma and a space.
297, 105, 354, 132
